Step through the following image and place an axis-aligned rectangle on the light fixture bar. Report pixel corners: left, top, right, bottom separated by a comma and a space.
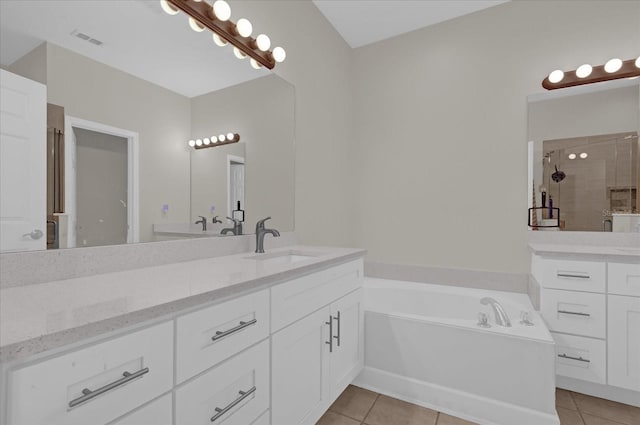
167, 0, 275, 69
188, 133, 241, 149
543, 58, 640, 90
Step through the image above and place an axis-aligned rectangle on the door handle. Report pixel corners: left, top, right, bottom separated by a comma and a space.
23, 229, 44, 240
325, 316, 333, 353
333, 311, 341, 347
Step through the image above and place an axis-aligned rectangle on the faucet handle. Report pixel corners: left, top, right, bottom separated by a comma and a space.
256, 217, 272, 228
226, 216, 241, 224
212, 216, 222, 223
195, 215, 206, 222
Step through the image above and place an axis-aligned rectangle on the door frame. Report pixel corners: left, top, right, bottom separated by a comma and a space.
226, 154, 245, 218
64, 116, 139, 247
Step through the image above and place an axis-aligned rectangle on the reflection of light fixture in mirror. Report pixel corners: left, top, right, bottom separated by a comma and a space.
161, 0, 285, 69
188, 133, 240, 149
568, 153, 577, 160
580, 152, 588, 159
543, 58, 640, 90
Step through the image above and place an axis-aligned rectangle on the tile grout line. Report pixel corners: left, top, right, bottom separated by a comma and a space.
360, 393, 381, 425
569, 391, 587, 425
570, 390, 637, 425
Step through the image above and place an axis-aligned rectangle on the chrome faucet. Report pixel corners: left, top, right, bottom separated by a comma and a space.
195, 215, 207, 231
220, 217, 243, 235
255, 217, 280, 253
480, 297, 512, 327
212, 216, 223, 224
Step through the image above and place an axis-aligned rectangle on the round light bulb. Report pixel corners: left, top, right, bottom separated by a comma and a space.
580, 152, 588, 159
236, 18, 252, 37
272, 46, 286, 63
188, 139, 196, 147
604, 58, 623, 73
250, 58, 262, 69
160, 0, 179, 15
576, 64, 592, 78
568, 153, 576, 160
195, 139, 203, 146
256, 34, 271, 51
213, 33, 228, 47
635, 56, 640, 68
213, 0, 231, 21
203, 137, 211, 145
226, 133, 234, 140
233, 47, 246, 59
218, 134, 226, 142
548, 69, 564, 83
211, 136, 218, 143
189, 17, 205, 32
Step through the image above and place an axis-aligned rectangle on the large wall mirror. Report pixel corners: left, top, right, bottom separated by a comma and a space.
0, 0, 295, 253
527, 79, 639, 232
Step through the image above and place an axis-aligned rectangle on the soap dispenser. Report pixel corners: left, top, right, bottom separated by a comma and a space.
232, 201, 245, 222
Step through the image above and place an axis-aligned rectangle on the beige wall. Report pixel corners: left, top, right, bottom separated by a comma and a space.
351, 1, 640, 273
7, 42, 47, 85
44, 43, 192, 243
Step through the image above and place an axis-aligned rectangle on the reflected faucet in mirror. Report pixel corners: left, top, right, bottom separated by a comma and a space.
255, 217, 280, 253
195, 216, 207, 231
221, 217, 243, 236
212, 216, 223, 224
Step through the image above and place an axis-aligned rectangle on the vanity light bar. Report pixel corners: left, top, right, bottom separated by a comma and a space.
161, 0, 285, 70
188, 133, 240, 149
543, 57, 640, 90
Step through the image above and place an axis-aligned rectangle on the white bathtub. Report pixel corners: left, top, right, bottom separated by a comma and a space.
353, 278, 559, 425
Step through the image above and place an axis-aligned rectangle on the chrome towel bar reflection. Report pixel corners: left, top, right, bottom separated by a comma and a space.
68, 367, 149, 408
210, 386, 256, 422
211, 318, 257, 341
558, 353, 590, 363
558, 310, 591, 317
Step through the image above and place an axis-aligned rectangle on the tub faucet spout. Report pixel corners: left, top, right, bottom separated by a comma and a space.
480, 297, 512, 327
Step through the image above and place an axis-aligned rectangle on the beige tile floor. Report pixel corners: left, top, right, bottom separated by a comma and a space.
316, 385, 640, 425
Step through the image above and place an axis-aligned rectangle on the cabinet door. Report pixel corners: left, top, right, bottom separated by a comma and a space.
111, 394, 172, 425
272, 306, 331, 425
608, 295, 640, 391
330, 289, 364, 396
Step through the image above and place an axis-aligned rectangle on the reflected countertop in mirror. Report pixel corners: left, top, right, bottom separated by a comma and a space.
527, 79, 639, 233
0, 0, 295, 253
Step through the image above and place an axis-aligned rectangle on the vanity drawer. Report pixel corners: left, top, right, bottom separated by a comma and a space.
540, 289, 605, 338
608, 262, 640, 297
552, 332, 606, 384
7, 322, 173, 425
175, 339, 269, 425
110, 393, 172, 425
176, 289, 269, 383
532, 256, 605, 293
271, 259, 363, 332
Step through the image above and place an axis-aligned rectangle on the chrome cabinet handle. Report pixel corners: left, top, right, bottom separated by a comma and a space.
558, 353, 590, 363
558, 310, 591, 317
210, 386, 256, 422
211, 318, 257, 341
68, 367, 149, 408
333, 311, 341, 347
557, 273, 590, 279
22, 229, 44, 240
325, 316, 333, 353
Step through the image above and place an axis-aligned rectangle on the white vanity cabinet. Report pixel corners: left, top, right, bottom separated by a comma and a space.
272, 260, 364, 425
534, 253, 640, 400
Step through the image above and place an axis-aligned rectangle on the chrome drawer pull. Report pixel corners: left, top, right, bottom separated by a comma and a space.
558, 310, 591, 317
211, 318, 257, 341
557, 273, 590, 279
210, 386, 256, 422
325, 315, 333, 353
558, 353, 590, 363
68, 367, 149, 408
333, 311, 341, 347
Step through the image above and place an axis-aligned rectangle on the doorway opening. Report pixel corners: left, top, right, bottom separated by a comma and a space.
227, 155, 245, 219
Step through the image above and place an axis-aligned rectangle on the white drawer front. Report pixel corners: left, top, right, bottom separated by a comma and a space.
541, 289, 605, 338
8, 322, 173, 425
176, 339, 269, 425
608, 295, 640, 391
111, 394, 172, 425
608, 262, 640, 297
251, 410, 270, 425
532, 256, 605, 292
176, 290, 269, 383
271, 259, 363, 332
552, 332, 606, 384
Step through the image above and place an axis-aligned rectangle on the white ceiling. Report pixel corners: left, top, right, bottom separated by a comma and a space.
0, 0, 269, 98
312, 0, 509, 48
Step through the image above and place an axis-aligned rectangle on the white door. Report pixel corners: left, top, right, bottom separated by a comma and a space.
608, 295, 640, 391
0, 69, 46, 252
272, 306, 331, 425
330, 289, 364, 396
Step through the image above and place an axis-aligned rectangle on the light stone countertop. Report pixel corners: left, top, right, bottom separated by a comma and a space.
529, 243, 640, 261
0, 245, 366, 362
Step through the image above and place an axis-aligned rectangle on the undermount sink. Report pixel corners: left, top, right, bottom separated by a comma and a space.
245, 250, 318, 265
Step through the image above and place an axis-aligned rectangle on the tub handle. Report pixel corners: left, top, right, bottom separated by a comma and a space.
333, 311, 341, 347
558, 353, 590, 363
558, 310, 590, 317
325, 315, 333, 353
